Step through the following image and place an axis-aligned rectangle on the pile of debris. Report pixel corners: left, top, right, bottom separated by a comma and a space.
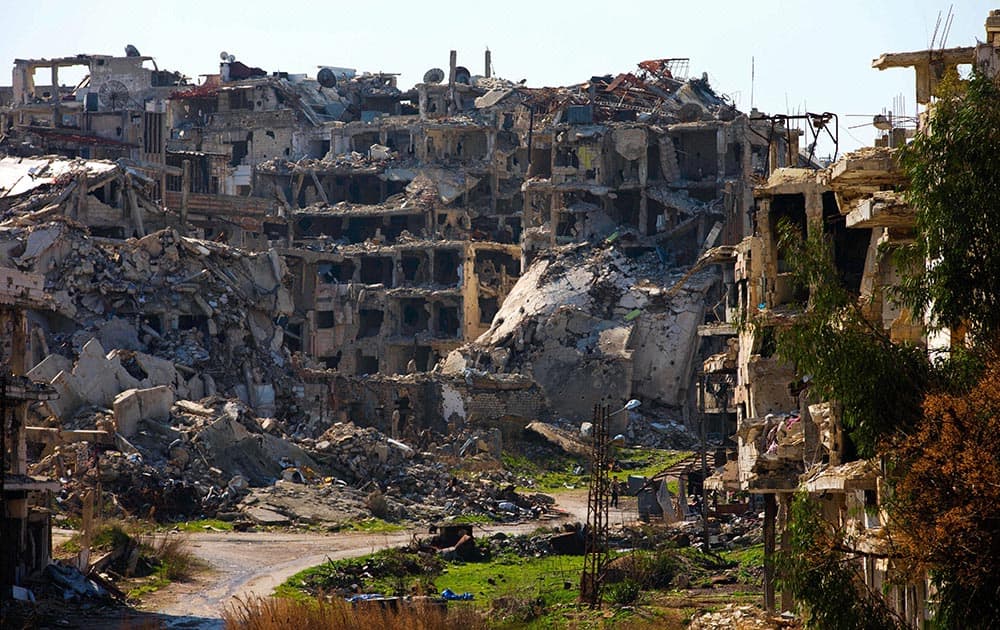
689, 603, 797, 629
238, 421, 557, 526
444, 242, 717, 425
29, 396, 317, 521
0, 219, 298, 419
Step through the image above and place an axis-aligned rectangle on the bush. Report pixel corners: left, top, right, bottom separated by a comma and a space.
148, 534, 199, 581
607, 579, 640, 605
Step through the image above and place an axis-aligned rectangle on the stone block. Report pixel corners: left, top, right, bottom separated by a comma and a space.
113, 385, 175, 437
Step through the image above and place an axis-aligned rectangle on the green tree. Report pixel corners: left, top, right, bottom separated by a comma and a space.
773, 67, 1000, 629
773, 219, 930, 457
897, 70, 1000, 341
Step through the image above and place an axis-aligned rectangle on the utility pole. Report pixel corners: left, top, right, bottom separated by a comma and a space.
580, 403, 610, 608
699, 374, 709, 547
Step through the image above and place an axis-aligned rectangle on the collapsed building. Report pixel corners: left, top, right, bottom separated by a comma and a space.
0, 44, 819, 601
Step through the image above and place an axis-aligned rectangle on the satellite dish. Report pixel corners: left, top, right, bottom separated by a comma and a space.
125, 44, 141, 57
317, 68, 338, 89
454, 66, 471, 85
423, 68, 445, 84
220, 51, 229, 61
227, 54, 236, 63
98, 80, 130, 110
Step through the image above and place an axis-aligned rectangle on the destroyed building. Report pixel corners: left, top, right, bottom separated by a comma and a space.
0, 46, 816, 585
699, 11, 1000, 626
0, 43, 811, 435
1, 267, 60, 595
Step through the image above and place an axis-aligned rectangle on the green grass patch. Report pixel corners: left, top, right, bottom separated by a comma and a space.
126, 569, 171, 599
612, 449, 694, 482
165, 519, 234, 533
502, 451, 588, 493
436, 553, 584, 605
345, 518, 406, 533
720, 543, 764, 585
501, 448, 694, 494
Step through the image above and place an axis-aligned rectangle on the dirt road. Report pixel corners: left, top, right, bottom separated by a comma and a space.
142, 490, 592, 629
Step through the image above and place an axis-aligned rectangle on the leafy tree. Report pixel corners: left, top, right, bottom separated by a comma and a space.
897, 70, 1000, 341
773, 219, 930, 456
891, 355, 1000, 628
778, 492, 906, 630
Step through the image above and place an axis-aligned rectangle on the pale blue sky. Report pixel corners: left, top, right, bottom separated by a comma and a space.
4, 1, 995, 155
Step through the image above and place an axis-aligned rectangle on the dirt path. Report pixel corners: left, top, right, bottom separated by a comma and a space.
141, 490, 592, 629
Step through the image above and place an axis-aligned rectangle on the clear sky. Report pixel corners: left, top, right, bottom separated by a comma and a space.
3, 0, 995, 156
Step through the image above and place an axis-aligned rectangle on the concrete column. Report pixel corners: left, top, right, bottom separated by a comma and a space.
181, 159, 191, 227
50, 65, 60, 127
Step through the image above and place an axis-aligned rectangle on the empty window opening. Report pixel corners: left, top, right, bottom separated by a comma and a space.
824, 191, 870, 295
359, 256, 393, 285
89, 226, 126, 239
527, 147, 552, 178
358, 309, 384, 338
647, 199, 667, 235
345, 216, 380, 243
475, 250, 520, 288
437, 305, 461, 337
178, 314, 208, 332
351, 131, 379, 154
355, 351, 379, 375
263, 222, 287, 241
400, 299, 430, 335
612, 190, 641, 229
385, 214, 422, 241
347, 174, 384, 204
413, 347, 432, 372
674, 130, 718, 180
318, 260, 355, 283
323, 351, 341, 370
769, 194, 807, 273
316, 310, 335, 329
229, 140, 249, 167
479, 297, 499, 324
554, 146, 579, 168
400, 251, 430, 284
434, 249, 461, 285
647, 144, 662, 181
297, 216, 343, 239
284, 322, 302, 353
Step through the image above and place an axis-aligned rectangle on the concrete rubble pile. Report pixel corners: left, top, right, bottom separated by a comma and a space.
0, 218, 296, 417
688, 603, 796, 629
28, 397, 317, 520
237, 421, 556, 526
444, 241, 716, 427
